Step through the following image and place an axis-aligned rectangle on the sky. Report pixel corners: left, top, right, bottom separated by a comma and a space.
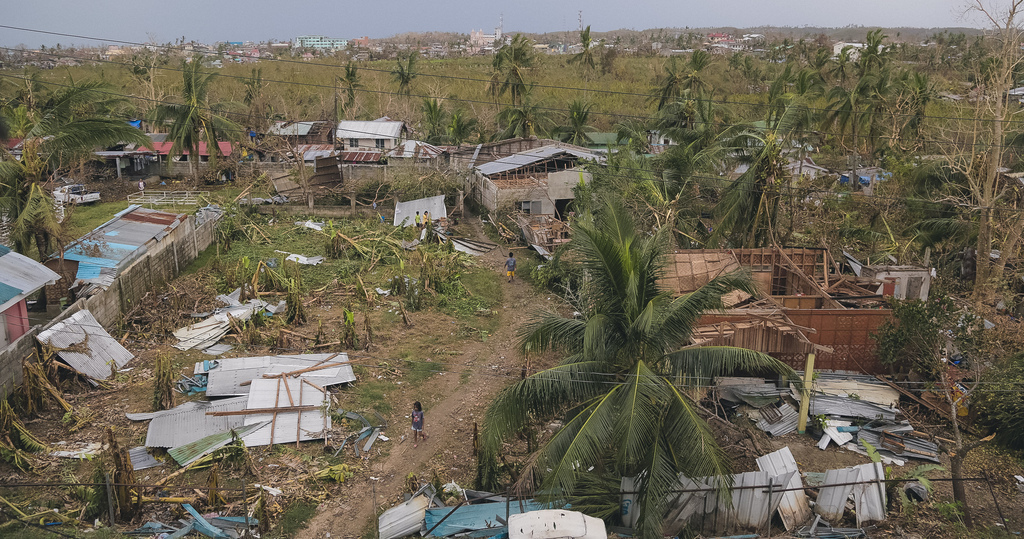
1, 0, 991, 47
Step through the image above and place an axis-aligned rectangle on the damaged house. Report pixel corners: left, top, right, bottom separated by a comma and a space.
661, 247, 919, 373
467, 144, 603, 217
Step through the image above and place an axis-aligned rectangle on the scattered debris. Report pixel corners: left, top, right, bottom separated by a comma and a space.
128, 446, 162, 471
756, 447, 812, 530
379, 494, 430, 539
36, 310, 134, 384
274, 250, 324, 265
51, 442, 104, 459
296, 220, 325, 231
424, 499, 549, 537
508, 509, 606, 539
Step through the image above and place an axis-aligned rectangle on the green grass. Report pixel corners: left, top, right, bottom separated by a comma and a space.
64, 200, 132, 238
0, 523, 121, 539
273, 499, 318, 537
351, 379, 394, 415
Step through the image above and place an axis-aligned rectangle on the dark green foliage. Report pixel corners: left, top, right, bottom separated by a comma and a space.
872, 296, 978, 375
977, 353, 1024, 450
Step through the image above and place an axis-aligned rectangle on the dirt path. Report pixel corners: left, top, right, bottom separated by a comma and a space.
300, 218, 549, 539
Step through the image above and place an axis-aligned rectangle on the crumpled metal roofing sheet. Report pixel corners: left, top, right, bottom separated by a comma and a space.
424, 500, 549, 537
128, 446, 162, 471
756, 447, 812, 530
754, 402, 800, 437
663, 471, 793, 535
379, 494, 429, 539
206, 361, 355, 397
475, 145, 602, 177
508, 510, 605, 539
851, 462, 887, 526
241, 378, 330, 446
268, 121, 317, 137
36, 310, 133, 382
388, 140, 445, 159
140, 396, 249, 448
394, 195, 448, 227
807, 394, 899, 421
856, 428, 940, 463
815, 467, 859, 522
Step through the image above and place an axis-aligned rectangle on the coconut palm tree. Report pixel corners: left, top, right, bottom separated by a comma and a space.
568, 26, 597, 73
492, 34, 535, 107
338, 62, 361, 118
555, 100, 595, 145
447, 109, 478, 145
421, 97, 446, 144
242, 67, 268, 131
0, 79, 150, 258
480, 201, 794, 539
391, 53, 418, 97
497, 89, 551, 139
150, 57, 239, 177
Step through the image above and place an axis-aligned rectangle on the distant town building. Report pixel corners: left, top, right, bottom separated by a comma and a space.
295, 35, 348, 50
350, 36, 371, 48
833, 42, 865, 59
469, 27, 504, 53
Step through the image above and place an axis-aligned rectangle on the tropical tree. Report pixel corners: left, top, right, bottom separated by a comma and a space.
391, 53, 418, 97
568, 26, 597, 73
491, 34, 535, 107
242, 67, 268, 131
497, 89, 551, 139
654, 51, 712, 110
480, 201, 794, 539
0, 80, 149, 257
150, 57, 240, 177
338, 62, 361, 118
555, 100, 595, 145
446, 109, 478, 145
421, 98, 446, 144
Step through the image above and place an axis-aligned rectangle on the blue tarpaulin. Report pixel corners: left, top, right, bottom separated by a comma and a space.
425, 501, 548, 537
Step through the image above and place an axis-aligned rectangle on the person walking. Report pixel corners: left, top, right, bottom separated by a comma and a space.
415, 211, 422, 229
411, 401, 428, 448
505, 252, 517, 283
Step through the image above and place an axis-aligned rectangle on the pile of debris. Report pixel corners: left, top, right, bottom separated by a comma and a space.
126, 504, 257, 538
173, 288, 286, 353
718, 374, 940, 466
127, 353, 357, 466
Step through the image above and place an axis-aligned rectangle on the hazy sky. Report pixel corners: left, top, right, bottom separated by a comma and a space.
2, 0, 990, 47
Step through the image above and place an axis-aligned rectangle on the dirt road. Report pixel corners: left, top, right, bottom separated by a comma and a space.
300, 220, 550, 539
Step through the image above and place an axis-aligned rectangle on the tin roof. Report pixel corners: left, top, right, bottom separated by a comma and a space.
242, 377, 330, 446
60, 205, 187, 284
268, 121, 320, 137
336, 120, 405, 140
146, 141, 233, 157
138, 396, 249, 448
0, 245, 61, 312
36, 310, 133, 382
202, 353, 355, 397
475, 145, 602, 177
387, 140, 445, 159
294, 144, 337, 162
340, 150, 383, 163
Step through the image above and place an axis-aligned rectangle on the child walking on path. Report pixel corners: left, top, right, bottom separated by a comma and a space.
412, 401, 428, 448
505, 252, 516, 283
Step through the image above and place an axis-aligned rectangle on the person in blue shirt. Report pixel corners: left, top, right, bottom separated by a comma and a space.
505, 253, 517, 283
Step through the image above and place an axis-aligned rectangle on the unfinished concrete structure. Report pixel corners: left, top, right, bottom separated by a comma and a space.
467, 145, 602, 216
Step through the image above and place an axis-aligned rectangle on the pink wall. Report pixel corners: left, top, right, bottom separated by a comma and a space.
2, 300, 30, 342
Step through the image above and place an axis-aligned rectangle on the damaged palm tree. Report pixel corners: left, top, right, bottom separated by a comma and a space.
0, 400, 46, 471
153, 354, 174, 411
105, 427, 140, 521
341, 308, 358, 349
322, 221, 405, 270
21, 353, 93, 431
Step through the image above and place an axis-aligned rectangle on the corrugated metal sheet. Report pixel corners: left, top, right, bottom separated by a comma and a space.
336, 120, 405, 140
815, 467, 859, 522
128, 446, 162, 471
756, 447, 812, 530
241, 378, 330, 446
340, 150, 383, 163
388, 140, 445, 159
195, 353, 344, 374
142, 397, 249, 448
851, 462, 886, 526
754, 402, 800, 437
0, 248, 61, 310
808, 395, 898, 421
476, 146, 602, 177
268, 121, 318, 137
394, 195, 448, 227
379, 495, 429, 539
663, 472, 793, 535
36, 310, 133, 382
206, 361, 355, 397
856, 428, 940, 463
425, 500, 548, 537
168, 421, 269, 466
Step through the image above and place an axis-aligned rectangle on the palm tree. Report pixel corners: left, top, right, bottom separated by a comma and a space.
421, 98, 446, 144
150, 57, 239, 177
447, 109, 478, 145
242, 67, 268, 131
614, 119, 653, 154
0, 80, 150, 258
555, 100, 595, 145
497, 89, 551, 139
338, 62, 361, 118
654, 57, 683, 110
655, 51, 712, 110
481, 201, 794, 539
492, 35, 535, 107
391, 53, 418, 97
568, 26, 597, 73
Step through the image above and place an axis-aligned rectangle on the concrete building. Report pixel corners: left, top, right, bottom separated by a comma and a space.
335, 119, 407, 150
295, 35, 348, 50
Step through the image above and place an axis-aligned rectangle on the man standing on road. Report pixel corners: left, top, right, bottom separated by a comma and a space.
505, 252, 516, 283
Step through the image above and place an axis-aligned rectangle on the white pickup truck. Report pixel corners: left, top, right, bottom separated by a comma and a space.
53, 184, 101, 204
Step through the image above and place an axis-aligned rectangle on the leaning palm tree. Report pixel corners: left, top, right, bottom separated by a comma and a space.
568, 26, 597, 73
497, 89, 551, 139
446, 109, 478, 146
338, 62, 361, 118
555, 100, 595, 145
150, 57, 239, 177
391, 53, 418, 97
481, 201, 795, 539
